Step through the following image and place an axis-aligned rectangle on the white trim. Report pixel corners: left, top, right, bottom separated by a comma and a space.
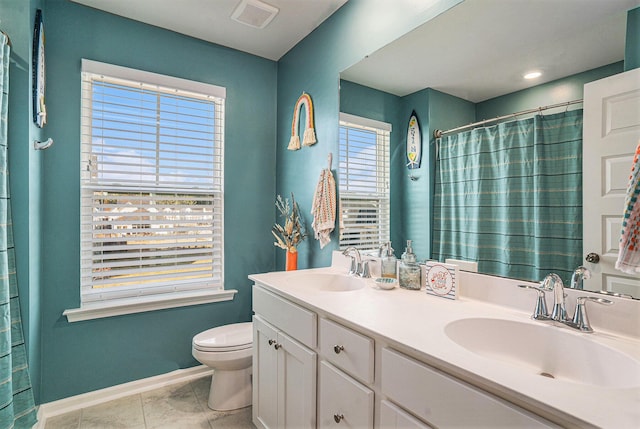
63, 289, 237, 322
81, 59, 226, 98
340, 112, 392, 132
35, 365, 214, 428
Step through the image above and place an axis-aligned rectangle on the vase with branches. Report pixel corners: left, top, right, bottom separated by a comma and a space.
272, 193, 306, 270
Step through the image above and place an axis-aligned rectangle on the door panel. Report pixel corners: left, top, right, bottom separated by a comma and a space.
583, 68, 640, 295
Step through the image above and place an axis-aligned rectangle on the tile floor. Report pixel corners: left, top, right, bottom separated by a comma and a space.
43, 376, 256, 429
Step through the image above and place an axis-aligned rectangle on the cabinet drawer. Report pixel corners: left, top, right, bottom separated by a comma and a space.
319, 318, 374, 383
380, 400, 432, 429
381, 348, 554, 428
318, 361, 373, 428
253, 285, 317, 348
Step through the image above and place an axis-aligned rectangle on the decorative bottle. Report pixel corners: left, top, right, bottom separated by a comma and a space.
399, 240, 421, 290
380, 241, 397, 278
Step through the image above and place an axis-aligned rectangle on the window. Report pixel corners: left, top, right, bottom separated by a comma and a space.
69, 60, 233, 321
338, 113, 391, 251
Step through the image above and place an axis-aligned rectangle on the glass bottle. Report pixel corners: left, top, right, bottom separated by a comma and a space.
380, 241, 397, 278
399, 240, 421, 290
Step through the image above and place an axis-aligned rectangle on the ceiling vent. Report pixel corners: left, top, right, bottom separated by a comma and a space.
231, 0, 279, 29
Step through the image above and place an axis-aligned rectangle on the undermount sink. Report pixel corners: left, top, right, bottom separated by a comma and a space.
285, 272, 365, 292
445, 318, 640, 388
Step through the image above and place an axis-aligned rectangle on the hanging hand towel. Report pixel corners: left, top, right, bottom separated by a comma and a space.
311, 155, 336, 248
616, 141, 640, 274
288, 92, 317, 150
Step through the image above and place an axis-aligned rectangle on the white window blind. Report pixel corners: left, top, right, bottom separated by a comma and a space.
80, 60, 225, 305
338, 113, 391, 251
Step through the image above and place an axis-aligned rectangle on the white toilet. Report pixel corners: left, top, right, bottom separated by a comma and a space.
192, 322, 253, 411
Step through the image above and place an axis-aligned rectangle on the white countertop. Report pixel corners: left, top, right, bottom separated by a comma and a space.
249, 261, 640, 429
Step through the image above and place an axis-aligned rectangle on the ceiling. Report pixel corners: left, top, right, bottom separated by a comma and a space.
70, 0, 348, 61
341, 0, 640, 102
70, 0, 639, 102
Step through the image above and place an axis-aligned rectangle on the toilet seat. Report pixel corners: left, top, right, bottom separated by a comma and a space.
193, 321, 253, 352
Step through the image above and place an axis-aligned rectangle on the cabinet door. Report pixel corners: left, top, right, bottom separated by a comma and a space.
318, 361, 374, 428
380, 400, 432, 429
278, 331, 317, 429
253, 316, 279, 429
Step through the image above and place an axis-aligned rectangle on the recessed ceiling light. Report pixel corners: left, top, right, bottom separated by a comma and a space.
524, 71, 542, 80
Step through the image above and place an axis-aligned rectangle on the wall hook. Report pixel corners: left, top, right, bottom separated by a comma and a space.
34, 137, 53, 150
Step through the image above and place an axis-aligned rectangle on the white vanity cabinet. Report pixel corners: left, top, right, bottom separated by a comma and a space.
252, 286, 317, 429
251, 279, 560, 429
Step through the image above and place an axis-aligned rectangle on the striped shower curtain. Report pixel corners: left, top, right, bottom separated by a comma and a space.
433, 109, 583, 284
0, 33, 38, 428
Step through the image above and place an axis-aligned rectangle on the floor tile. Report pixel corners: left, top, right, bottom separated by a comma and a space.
207, 407, 254, 429
43, 376, 255, 429
44, 410, 81, 429
190, 376, 212, 407
79, 395, 145, 429
141, 381, 212, 429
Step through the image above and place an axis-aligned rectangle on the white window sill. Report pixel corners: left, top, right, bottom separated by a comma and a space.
63, 289, 237, 322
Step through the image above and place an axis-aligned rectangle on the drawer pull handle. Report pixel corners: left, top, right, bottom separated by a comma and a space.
334, 413, 344, 423
334, 345, 345, 354
268, 339, 276, 346
274, 343, 282, 350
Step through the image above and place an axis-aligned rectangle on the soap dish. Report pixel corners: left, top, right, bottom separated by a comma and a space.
374, 277, 397, 290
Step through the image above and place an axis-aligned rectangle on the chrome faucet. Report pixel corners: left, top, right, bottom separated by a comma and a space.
342, 247, 373, 278
570, 266, 591, 290
520, 272, 615, 333
342, 247, 362, 276
541, 273, 567, 322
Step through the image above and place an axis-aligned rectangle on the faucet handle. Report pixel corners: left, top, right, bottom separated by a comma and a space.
360, 259, 377, 278
570, 296, 614, 333
345, 255, 357, 276
518, 284, 551, 320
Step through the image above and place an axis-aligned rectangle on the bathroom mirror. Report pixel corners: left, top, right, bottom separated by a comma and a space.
339, 0, 640, 298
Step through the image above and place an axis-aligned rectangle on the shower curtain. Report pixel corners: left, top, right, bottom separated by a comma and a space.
433, 109, 583, 283
0, 34, 38, 428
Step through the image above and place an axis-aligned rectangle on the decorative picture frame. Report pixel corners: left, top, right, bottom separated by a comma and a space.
424, 260, 458, 300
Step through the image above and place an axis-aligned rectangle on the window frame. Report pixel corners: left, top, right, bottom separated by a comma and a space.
338, 113, 391, 252
64, 60, 235, 322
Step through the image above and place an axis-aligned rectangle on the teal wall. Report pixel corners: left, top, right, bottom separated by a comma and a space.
476, 62, 624, 120
6, 0, 277, 403
37, 0, 277, 402
339, 82, 475, 261
275, 0, 463, 270
338, 80, 404, 255
625, 7, 640, 70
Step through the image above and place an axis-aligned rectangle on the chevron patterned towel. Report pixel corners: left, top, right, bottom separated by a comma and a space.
616, 141, 640, 274
311, 167, 336, 249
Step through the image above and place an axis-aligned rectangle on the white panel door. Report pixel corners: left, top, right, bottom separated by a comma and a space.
583, 68, 640, 296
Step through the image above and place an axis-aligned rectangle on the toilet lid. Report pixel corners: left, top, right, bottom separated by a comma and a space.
193, 322, 253, 352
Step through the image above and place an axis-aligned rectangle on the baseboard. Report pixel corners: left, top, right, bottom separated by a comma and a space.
34, 365, 213, 428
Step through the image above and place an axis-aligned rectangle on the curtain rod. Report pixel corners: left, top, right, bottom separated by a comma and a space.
433, 99, 583, 138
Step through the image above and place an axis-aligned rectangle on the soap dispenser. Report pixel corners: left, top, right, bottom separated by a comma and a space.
380, 241, 397, 278
399, 240, 421, 290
